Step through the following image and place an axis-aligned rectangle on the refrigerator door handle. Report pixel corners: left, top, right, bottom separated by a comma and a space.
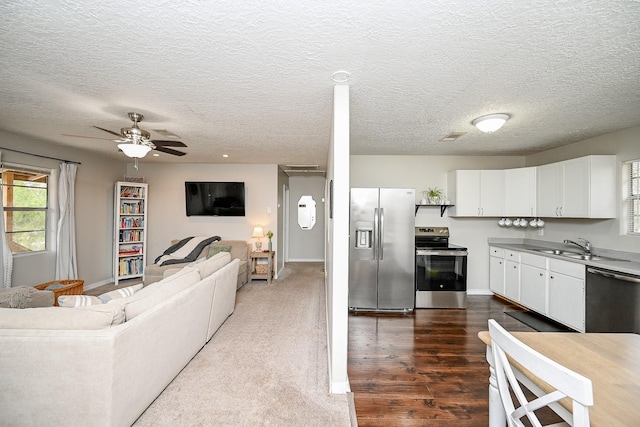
373, 208, 379, 260
379, 208, 384, 260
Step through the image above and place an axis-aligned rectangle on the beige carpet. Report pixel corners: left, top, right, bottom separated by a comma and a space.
133, 262, 353, 426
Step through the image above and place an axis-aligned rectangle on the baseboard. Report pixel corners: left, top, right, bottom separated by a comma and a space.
286, 258, 325, 262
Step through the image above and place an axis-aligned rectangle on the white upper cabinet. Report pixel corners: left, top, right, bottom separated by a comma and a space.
536, 155, 616, 218
504, 167, 536, 217
448, 170, 504, 217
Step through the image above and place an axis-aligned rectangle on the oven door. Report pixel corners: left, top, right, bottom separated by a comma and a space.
415, 250, 468, 291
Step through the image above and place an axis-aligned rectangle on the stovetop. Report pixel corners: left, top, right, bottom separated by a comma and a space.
415, 226, 467, 251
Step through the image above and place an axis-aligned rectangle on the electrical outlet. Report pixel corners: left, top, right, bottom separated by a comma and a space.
538, 228, 544, 236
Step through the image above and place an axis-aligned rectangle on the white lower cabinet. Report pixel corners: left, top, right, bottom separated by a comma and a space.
519, 252, 547, 314
488, 247, 585, 332
547, 259, 585, 332
520, 264, 547, 314
505, 259, 520, 302
489, 247, 505, 295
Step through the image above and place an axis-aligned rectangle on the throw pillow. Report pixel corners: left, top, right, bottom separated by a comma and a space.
98, 283, 144, 304
44, 282, 65, 291
208, 244, 232, 258
58, 295, 102, 307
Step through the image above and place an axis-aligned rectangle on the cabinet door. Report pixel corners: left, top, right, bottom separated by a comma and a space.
562, 157, 590, 217
504, 260, 520, 302
489, 256, 505, 295
480, 170, 505, 216
548, 272, 585, 331
520, 264, 547, 314
504, 167, 536, 217
451, 170, 481, 216
537, 163, 562, 217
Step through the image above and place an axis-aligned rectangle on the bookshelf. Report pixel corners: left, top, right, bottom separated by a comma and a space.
114, 181, 148, 285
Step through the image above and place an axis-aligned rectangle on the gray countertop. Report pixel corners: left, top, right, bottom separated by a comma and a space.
487, 238, 640, 277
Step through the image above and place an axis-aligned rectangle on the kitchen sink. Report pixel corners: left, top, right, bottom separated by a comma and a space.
564, 253, 629, 262
535, 249, 577, 255
532, 248, 630, 262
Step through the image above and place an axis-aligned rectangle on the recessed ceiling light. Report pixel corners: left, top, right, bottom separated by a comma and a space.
152, 153, 160, 157
472, 114, 510, 133
222, 154, 229, 158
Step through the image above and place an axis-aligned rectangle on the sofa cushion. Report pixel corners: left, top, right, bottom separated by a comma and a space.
98, 283, 144, 304
197, 251, 231, 279
58, 295, 102, 307
123, 267, 201, 320
0, 303, 125, 329
208, 244, 232, 258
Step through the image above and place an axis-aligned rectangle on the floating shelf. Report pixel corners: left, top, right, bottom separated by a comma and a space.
415, 204, 454, 217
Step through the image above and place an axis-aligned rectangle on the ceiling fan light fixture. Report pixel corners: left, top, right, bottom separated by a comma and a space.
472, 113, 510, 133
118, 143, 151, 158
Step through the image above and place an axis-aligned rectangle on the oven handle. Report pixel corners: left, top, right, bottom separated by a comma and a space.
416, 250, 468, 256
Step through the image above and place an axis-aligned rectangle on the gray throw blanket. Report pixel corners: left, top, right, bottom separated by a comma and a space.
154, 236, 221, 266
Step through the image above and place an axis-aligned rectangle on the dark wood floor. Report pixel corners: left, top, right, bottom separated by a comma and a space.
348, 295, 537, 427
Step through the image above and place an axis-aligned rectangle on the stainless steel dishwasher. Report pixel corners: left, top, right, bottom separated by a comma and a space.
586, 267, 640, 333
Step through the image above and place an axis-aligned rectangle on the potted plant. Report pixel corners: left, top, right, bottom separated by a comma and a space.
426, 187, 444, 205
266, 230, 274, 251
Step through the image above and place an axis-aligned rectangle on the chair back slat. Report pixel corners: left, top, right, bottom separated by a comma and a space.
488, 319, 593, 427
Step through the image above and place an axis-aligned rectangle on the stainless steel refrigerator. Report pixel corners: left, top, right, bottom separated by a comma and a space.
349, 188, 415, 311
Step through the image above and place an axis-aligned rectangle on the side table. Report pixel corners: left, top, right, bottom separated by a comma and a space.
249, 251, 275, 284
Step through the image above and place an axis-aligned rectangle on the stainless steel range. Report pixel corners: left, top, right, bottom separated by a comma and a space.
415, 226, 468, 308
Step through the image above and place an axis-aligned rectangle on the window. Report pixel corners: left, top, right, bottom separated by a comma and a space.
627, 159, 640, 235
1, 166, 49, 253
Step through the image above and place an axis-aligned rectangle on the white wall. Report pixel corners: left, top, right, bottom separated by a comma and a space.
288, 176, 325, 261
1, 130, 125, 287
350, 155, 527, 292
125, 162, 279, 263
523, 125, 640, 254
326, 84, 350, 393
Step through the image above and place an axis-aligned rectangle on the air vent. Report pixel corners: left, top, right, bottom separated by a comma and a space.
281, 165, 326, 177
440, 132, 467, 141
153, 129, 181, 139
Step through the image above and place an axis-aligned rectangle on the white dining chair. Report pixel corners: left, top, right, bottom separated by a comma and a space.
488, 319, 594, 427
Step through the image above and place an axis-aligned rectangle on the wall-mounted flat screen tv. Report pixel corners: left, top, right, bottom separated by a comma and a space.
185, 181, 246, 216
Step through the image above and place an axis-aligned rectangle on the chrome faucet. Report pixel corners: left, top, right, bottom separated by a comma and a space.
563, 238, 592, 255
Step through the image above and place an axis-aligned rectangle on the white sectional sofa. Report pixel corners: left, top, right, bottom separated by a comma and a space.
0, 251, 240, 427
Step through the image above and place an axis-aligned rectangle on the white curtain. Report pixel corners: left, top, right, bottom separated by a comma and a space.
0, 153, 13, 288
55, 163, 78, 279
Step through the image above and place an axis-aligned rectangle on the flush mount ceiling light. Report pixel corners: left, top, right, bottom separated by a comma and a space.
472, 113, 510, 133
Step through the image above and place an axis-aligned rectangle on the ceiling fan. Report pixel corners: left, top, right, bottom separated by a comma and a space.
93, 112, 187, 158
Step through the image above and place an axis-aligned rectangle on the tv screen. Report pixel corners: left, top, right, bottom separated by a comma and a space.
185, 182, 246, 216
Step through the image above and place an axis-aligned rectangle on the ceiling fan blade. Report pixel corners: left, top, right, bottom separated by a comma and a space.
150, 140, 187, 147
93, 126, 123, 137
62, 133, 114, 141
154, 146, 187, 156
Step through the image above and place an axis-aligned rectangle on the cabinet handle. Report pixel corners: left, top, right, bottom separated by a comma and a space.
559, 207, 563, 216
550, 275, 554, 279
539, 273, 543, 276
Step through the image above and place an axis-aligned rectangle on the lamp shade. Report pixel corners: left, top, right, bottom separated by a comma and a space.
118, 143, 152, 158
472, 114, 510, 133
251, 226, 264, 238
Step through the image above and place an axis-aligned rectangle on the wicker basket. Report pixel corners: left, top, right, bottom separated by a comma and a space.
35, 280, 85, 306
255, 264, 269, 275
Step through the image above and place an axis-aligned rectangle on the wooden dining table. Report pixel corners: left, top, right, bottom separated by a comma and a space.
478, 330, 640, 426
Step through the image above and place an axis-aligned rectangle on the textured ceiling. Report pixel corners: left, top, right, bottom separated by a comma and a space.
1, 1, 639, 168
